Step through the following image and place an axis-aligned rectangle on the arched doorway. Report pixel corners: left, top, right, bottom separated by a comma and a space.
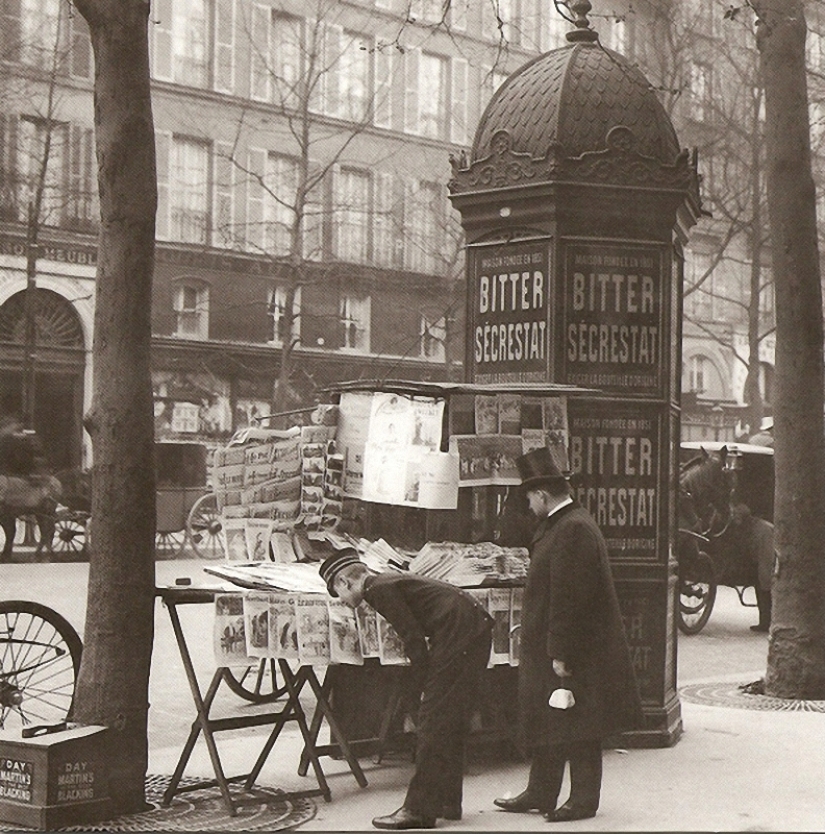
0, 288, 86, 472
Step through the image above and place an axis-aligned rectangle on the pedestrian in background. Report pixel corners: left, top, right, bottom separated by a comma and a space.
494, 447, 643, 822
319, 549, 493, 830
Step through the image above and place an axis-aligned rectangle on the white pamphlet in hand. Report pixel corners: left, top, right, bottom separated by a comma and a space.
548, 688, 576, 709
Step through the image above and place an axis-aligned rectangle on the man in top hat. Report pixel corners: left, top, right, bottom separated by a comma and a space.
319, 548, 493, 830
494, 447, 643, 823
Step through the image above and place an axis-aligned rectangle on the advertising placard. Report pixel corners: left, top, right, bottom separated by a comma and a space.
561, 242, 667, 396
468, 240, 551, 383
567, 399, 667, 562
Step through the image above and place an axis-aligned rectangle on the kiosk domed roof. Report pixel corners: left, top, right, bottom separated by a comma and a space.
472, 41, 680, 167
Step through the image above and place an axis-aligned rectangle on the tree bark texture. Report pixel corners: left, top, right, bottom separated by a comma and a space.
72, 0, 157, 812
755, 0, 825, 698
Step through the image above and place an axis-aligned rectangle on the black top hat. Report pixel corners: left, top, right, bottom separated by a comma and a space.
515, 447, 571, 488
318, 547, 364, 596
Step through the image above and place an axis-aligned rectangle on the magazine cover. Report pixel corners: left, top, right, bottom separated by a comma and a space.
222, 516, 249, 561
245, 518, 273, 562
243, 592, 271, 657
377, 613, 408, 665
213, 593, 254, 668
474, 394, 499, 434
328, 599, 364, 665
355, 603, 380, 658
498, 394, 522, 435
296, 596, 330, 665
268, 593, 299, 660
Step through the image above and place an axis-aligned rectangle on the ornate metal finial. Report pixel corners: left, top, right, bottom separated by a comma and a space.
566, 0, 599, 43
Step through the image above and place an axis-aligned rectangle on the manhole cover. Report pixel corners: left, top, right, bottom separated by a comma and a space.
1, 775, 317, 832
680, 681, 825, 712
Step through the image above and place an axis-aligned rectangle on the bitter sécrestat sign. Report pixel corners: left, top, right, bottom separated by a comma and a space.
469, 238, 670, 398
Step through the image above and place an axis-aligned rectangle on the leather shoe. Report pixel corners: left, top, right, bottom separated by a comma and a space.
440, 804, 462, 820
750, 623, 769, 633
372, 806, 436, 830
544, 802, 597, 822
494, 790, 549, 813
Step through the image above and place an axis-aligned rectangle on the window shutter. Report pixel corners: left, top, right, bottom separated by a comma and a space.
250, 4, 270, 101
450, 57, 468, 145
214, 141, 234, 248
374, 48, 392, 129
246, 147, 266, 251
214, 0, 235, 94
0, 0, 21, 63
155, 131, 171, 240
70, 11, 92, 79
324, 24, 343, 118
68, 123, 82, 222
0, 113, 20, 219
151, 0, 173, 81
404, 49, 420, 135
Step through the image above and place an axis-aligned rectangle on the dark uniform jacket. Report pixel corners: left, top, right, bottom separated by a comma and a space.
518, 501, 643, 749
363, 572, 492, 679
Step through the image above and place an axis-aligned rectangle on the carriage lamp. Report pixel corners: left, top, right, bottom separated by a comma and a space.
724, 448, 744, 472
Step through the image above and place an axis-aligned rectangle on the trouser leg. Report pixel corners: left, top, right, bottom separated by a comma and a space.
566, 739, 603, 811
526, 745, 566, 811
404, 631, 491, 816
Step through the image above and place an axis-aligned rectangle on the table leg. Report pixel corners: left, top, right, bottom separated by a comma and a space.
303, 666, 368, 788
161, 601, 238, 816
279, 661, 332, 802
298, 672, 331, 777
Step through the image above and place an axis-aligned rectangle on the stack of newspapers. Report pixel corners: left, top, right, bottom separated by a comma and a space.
407, 541, 529, 587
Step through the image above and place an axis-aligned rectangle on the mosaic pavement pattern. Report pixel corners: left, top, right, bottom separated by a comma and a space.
1, 775, 317, 832
679, 680, 825, 712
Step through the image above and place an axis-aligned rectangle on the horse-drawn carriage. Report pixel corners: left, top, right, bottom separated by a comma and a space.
677, 440, 776, 635
0, 429, 224, 560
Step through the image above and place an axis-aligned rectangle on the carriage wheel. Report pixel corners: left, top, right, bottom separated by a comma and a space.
678, 550, 717, 635
51, 511, 89, 558
223, 658, 287, 703
186, 493, 225, 560
0, 601, 83, 730
155, 529, 187, 558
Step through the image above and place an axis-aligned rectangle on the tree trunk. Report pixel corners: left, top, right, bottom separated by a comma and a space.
755, 0, 825, 698
72, 0, 157, 813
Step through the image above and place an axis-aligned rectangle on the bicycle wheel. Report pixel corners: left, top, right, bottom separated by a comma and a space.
0, 600, 83, 730
187, 493, 225, 560
678, 550, 717, 635
223, 658, 286, 703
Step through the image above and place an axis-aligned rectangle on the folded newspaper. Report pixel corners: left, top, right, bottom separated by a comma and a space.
204, 561, 328, 594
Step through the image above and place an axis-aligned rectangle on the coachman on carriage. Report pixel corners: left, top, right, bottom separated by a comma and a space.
677, 440, 776, 635
0, 417, 62, 562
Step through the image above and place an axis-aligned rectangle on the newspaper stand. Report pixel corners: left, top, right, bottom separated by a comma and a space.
310, 378, 592, 755
156, 585, 367, 817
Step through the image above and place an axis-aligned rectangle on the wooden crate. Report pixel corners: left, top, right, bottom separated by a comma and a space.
0, 725, 110, 830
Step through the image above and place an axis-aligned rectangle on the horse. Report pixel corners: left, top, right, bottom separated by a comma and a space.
678, 445, 775, 631
0, 423, 62, 562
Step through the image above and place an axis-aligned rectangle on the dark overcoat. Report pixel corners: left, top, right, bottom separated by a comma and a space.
518, 501, 643, 749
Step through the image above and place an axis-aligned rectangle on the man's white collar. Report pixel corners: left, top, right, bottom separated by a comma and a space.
547, 496, 573, 518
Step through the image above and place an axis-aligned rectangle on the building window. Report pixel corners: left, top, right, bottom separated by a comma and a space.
420, 314, 446, 361
410, 0, 443, 24
373, 172, 400, 269
265, 154, 298, 257
337, 31, 371, 122
482, 0, 519, 45
172, 0, 209, 86
405, 51, 449, 139
171, 137, 209, 244
251, 11, 302, 106
268, 285, 301, 345
172, 401, 200, 433
174, 283, 209, 339
689, 63, 713, 121
405, 180, 443, 275
19, 0, 62, 68
17, 116, 67, 227
334, 168, 370, 264
480, 67, 509, 115
686, 354, 708, 395
340, 294, 370, 352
